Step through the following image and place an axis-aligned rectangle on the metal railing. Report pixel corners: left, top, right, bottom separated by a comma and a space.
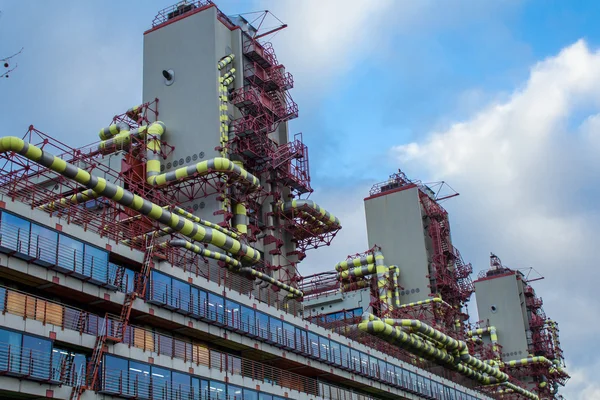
0, 341, 82, 385
0, 220, 129, 292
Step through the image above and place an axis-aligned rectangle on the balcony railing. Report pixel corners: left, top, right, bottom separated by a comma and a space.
0, 220, 129, 292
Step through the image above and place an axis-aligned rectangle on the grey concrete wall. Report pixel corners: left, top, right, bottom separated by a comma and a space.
474, 274, 529, 361
364, 187, 432, 304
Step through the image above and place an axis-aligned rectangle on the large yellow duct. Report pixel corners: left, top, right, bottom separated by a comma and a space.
335, 253, 375, 272
279, 200, 341, 230
467, 326, 500, 361
97, 122, 260, 190
98, 122, 130, 141
361, 313, 510, 382
0, 135, 260, 265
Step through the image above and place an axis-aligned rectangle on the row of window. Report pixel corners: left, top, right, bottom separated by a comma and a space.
103, 354, 299, 400
147, 271, 487, 400
0, 210, 135, 292
0, 327, 85, 385
0, 210, 488, 400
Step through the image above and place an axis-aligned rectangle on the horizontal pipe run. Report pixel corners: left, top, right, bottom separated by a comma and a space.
398, 297, 453, 309
239, 268, 303, 298
280, 200, 341, 229
0, 135, 260, 265
98, 122, 129, 140
365, 314, 467, 353
164, 239, 241, 269
121, 227, 174, 246
335, 253, 375, 272
38, 189, 100, 211
172, 206, 239, 239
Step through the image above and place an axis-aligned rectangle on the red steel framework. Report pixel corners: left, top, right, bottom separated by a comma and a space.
477, 255, 569, 397
368, 170, 474, 336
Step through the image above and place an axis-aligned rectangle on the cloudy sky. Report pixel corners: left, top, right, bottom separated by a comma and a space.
2, 0, 600, 398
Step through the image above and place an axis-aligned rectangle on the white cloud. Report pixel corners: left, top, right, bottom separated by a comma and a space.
391, 39, 600, 398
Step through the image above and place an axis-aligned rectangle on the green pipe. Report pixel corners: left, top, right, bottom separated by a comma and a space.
0, 136, 260, 265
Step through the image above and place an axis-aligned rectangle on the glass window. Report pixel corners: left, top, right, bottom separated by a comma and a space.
329, 341, 340, 364
241, 305, 255, 334
295, 328, 307, 353
259, 394, 273, 400
84, 244, 108, 282
0, 328, 22, 373
226, 300, 241, 329
256, 312, 269, 340
282, 322, 295, 349
30, 223, 58, 264
22, 335, 52, 380
269, 316, 282, 344
149, 271, 171, 304
350, 349, 361, 373
244, 388, 258, 400
319, 336, 330, 362
378, 359, 387, 380
360, 352, 369, 375
172, 278, 190, 311
228, 384, 243, 400
208, 293, 224, 323
209, 380, 226, 400
340, 345, 350, 368
151, 366, 170, 400
308, 332, 319, 358
172, 371, 191, 399
57, 234, 84, 274
0, 213, 30, 254
128, 360, 150, 398
103, 355, 129, 394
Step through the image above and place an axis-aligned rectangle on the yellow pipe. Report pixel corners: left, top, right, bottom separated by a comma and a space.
38, 189, 100, 211
398, 297, 453, 309
162, 239, 241, 269
97, 122, 260, 190
338, 264, 376, 280
0, 135, 260, 265
171, 206, 239, 239
363, 313, 509, 382
98, 122, 130, 141
121, 227, 174, 246
389, 265, 400, 309
280, 199, 341, 230
239, 267, 303, 298
335, 253, 376, 272
467, 326, 500, 361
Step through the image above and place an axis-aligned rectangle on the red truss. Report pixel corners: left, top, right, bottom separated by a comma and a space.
245, 63, 293, 92
243, 35, 277, 68
271, 133, 312, 195
113, 99, 159, 128
391, 299, 456, 333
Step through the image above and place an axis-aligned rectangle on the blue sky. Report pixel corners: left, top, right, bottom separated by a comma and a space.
2, 1, 600, 398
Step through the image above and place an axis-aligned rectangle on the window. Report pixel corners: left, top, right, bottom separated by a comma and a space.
172, 371, 191, 399
340, 345, 350, 369
208, 293, 224, 323
149, 271, 171, 304
128, 360, 150, 398
308, 332, 320, 358
256, 312, 269, 340
30, 223, 58, 265
226, 300, 241, 329
269, 316, 283, 344
103, 355, 129, 394
172, 278, 190, 311
152, 366, 170, 400
295, 328, 307, 353
84, 244, 108, 283
22, 334, 52, 380
241, 305, 255, 334
209, 380, 226, 400
58, 234, 84, 275
244, 388, 258, 400
319, 336, 330, 362
0, 213, 30, 254
228, 384, 243, 400
0, 328, 22, 373
282, 322, 294, 348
